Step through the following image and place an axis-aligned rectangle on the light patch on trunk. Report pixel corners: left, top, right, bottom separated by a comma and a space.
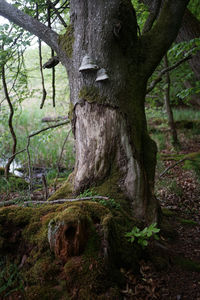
74, 102, 144, 211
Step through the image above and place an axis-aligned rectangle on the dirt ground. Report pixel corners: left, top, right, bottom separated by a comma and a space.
121, 132, 200, 300
1, 131, 200, 300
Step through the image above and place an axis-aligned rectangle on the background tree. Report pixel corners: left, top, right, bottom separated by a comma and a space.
140, 0, 200, 106
0, 0, 189, 222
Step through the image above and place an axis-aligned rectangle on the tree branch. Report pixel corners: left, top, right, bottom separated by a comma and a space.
7, 120, 70, 161
47, 0, 67, 28
140, 0, 190, 78
146, 54, 192, 93
0, 0, 60, 54
29, 120, 70, 138
142, 0, 161, 34
36, 3, 47, 109
0, 196, 110, 207
1, 63, 17, 179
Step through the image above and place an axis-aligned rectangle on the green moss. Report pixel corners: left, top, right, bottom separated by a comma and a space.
161, 208, 176, 217
0, 200, 141, 299
178, 218, 198, 226
174, 256, 200, 272
79, 86, 106, 104
59, 24, 74, 58
48, 172, 74, 201
68, 101, 74, 121
26, 285, 69, 300
0, 175, 28, 192
160, 217, 178, 241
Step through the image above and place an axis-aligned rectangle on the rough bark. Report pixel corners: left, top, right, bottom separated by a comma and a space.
0, 0, 189, 222
175, 9, 200, 81
141, 0, 200, 105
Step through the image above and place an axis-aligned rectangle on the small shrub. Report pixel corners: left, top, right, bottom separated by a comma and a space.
125, 223, 160, 248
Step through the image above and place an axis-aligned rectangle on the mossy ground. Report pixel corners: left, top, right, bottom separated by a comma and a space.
0, 199, 140, 299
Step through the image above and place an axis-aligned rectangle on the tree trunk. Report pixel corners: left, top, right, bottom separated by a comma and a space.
140, 0, 200, 105
176, 9, 200, 81
0, 0, 189, 223
60, 0, 158, 222
163, 54, 178, 146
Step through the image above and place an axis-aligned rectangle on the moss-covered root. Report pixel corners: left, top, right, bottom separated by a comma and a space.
48, 173, 74, 201
0, 201, 140, 299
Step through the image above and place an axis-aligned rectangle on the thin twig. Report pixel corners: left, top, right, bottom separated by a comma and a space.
53, 129, 71, 190
147, 54, 192, 94
47, 0, 67, 28
1, 63, 17, 179
7, 120, 70, 161
29, 120, 70, 138
0, 196, 110, 207
36, 3, 47, 109
57, 129, 72, 172
26, 137, 33, 191
159, 158, 188, 178
47, 5, 56, 107
42, 174, 49, 200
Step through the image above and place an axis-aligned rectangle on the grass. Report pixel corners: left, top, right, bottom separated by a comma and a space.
172, 108, 200, 121
0, 45, 75, 175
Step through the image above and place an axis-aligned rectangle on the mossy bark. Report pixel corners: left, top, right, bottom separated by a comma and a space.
0, 202, 140, 299
56, 0, 161, 222
54, 0, 189, 221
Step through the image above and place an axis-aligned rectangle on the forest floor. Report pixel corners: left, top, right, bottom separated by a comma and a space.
122, 131, 200, 300
0, 129, 200, 300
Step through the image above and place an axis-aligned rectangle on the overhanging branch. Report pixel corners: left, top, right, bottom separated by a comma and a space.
147, 54, 192, 94
0, 0, 60, 53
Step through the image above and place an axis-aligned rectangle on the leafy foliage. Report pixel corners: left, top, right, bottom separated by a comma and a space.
125, 223, 160, 248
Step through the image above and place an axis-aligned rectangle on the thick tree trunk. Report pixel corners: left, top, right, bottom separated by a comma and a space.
61, 0, 158, 221
141, 0, 200, 105
176, 9, 200, 81
0, 0, 189, 222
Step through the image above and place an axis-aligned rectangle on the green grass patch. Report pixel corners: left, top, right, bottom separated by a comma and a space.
178, 218, 198, 226
173, 108, 200, 122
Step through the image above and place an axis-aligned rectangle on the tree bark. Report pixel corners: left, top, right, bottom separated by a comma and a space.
176, 9, 200, 81
0, 0, 189, 222
141, 0, 200, 105
63, 0, 189, 221
163, 54, 178, 146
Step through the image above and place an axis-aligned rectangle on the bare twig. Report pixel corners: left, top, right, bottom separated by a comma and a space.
29, 120, 70, 138
0, 196, 110, 207
159, 158, 188, 178
26, 137, 33, 191
1, 63, 17, 179
47, 5, 56, 107
42, 174, 49, 200
147, 54, 192, 94
57, 129, 71, 172
47, 0, 67, 28
7, 120, 70, 161
36, 3, 47, 109
41, 115, 68, 122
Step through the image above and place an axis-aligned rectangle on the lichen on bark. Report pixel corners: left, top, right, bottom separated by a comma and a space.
59, 24, 74, 58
